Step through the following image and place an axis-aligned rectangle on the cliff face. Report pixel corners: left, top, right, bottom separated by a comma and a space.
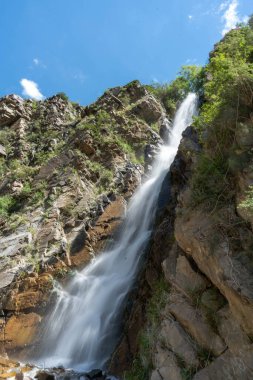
110, 119, 253, 379
118, 25, 253, 380
0, 81, 168, 361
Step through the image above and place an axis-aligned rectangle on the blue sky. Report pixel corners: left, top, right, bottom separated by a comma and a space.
0, 0, 252, 105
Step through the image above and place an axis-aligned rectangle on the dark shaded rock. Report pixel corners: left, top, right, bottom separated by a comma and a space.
159, 117, 172, 143
70, 228, 89, 255
85, 369, 104, 379
35, 371, 55, 380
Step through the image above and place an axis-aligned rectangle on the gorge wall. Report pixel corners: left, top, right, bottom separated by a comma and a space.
112, 23, 253, 380
0, 20, 253, 380
0, 81, 167, 364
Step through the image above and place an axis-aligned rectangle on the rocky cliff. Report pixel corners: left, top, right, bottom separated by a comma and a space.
114, 23, 253, 380
0, 81, 169, 369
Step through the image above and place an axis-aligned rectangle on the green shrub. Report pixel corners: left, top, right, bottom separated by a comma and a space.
191, 154, 233, 209
0, 195, 16, 217
124, 358, 148, 380
56, 92, 69, 101
147, 65, 204, 115
191, 23, 253, 210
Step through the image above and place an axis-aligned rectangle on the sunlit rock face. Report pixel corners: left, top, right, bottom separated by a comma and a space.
0, 81, 166, 362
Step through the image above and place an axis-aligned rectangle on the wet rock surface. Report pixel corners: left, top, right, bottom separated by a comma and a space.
0, 358, 120, 380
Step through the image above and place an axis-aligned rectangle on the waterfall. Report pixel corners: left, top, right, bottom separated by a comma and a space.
36, 93, 198, 371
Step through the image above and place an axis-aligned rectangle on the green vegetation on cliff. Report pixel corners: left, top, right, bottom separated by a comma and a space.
191, 20, 253, 209
147, 65, 204, 115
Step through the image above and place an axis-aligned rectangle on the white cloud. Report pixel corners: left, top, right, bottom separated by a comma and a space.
33, 58, 39, 65
220, 0, 247, 36
20, 78, 44, 100
188, 15, 193, 20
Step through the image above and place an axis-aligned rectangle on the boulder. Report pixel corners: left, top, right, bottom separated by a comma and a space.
217, 306, 251, 353
131, 95, 164, 124
162, 253, 209, 296
193, 346, 253, 380
167, 291, 226, 356
159, 318, 199, 367
175, 208, 253, 336
0, 95, 30, 127
152, 344, 183, 380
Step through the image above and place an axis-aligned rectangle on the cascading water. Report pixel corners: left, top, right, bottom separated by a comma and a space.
36, 93, 198, 372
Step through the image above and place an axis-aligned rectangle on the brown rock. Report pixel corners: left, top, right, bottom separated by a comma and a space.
0, 357, 19, 368
70, 196, 126, 266
3, 313, 41, 348
0, 371, 17, 378
78, 141, 96, 156
4, 274, 53, 311
159, 318, 199, 367
193, 346, 253, 380
175, 208, 253, 336
167, 291, 226, 356
131, 95, 164, 124
162, 253, 209, 296
217, 306, 251, 353
0, 320, 5, 343
152, 344, 183, 380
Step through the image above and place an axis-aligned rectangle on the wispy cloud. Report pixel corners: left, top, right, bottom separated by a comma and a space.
219, 1, 230, 13
220, 0, 247, 36
20, 78, 44, 100
73, 70, 86, 83
32, 57, 47, 69
185, 58, 197, 64
188, 15, 193, 20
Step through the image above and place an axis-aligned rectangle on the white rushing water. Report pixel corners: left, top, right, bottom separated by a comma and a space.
36, 93, 198, 371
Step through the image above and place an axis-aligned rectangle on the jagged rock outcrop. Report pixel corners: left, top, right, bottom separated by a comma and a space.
0, 81, 166, 357
0, 95, 32, 128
